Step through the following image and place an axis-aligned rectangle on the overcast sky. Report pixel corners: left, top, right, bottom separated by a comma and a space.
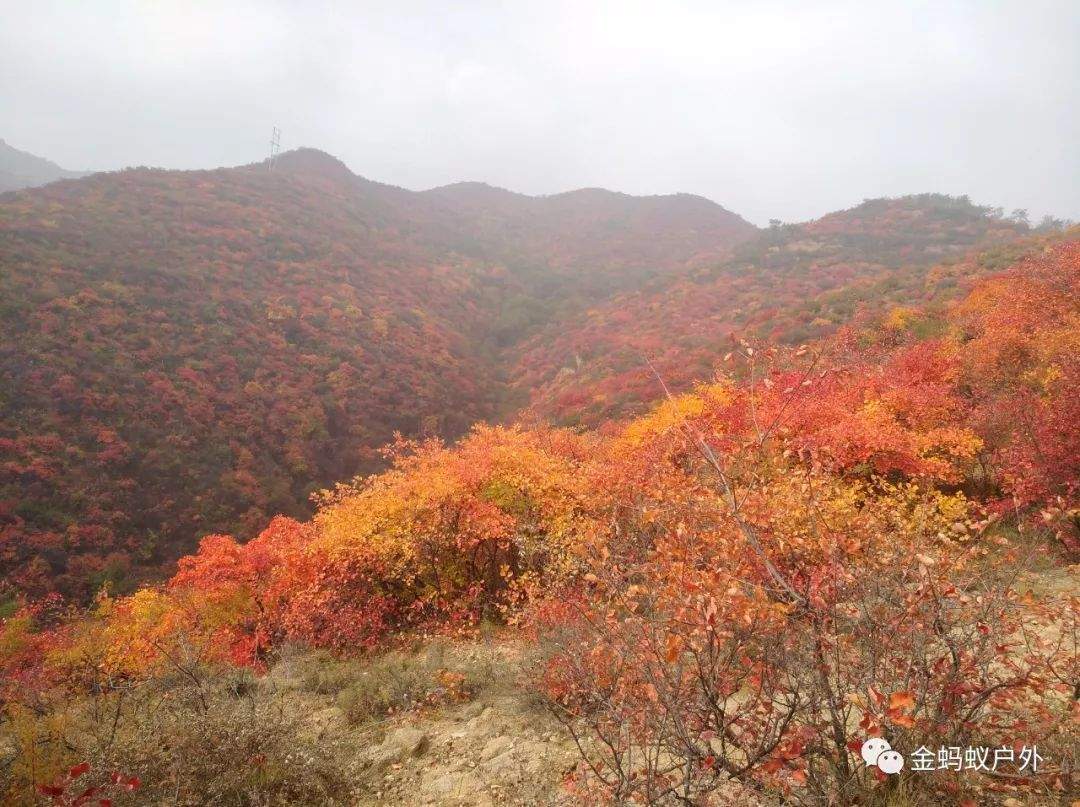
1, 0, 1077, 225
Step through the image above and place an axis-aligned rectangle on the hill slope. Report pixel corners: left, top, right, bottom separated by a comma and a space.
513, 194, 1033, 424
1, 239, 1075, 806
0, 149, 754, 597
0, 149, 1052, 600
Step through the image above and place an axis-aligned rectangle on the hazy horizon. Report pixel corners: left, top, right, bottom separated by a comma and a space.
2, 0, 1077, 226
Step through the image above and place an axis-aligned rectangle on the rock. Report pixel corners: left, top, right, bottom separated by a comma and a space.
459, 700, 485, 719
390, 727, 430, 756
429, 773, 456, 794
516, 740, 552, 772
372, 727, 430, 768
482, 749, 518, 775
480, 735, 513, 761
464, 704, 505, 738
428, 770, 485, 800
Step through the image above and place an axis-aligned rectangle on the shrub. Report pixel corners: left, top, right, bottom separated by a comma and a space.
1, 663, 352, 806
532, 356, 1077, 805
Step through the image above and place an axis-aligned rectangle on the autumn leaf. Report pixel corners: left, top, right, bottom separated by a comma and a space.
889, 691, 915, 711
665, 633, 683, 663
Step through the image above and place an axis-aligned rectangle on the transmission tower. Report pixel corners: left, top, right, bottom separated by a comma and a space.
268, 126, 281, 171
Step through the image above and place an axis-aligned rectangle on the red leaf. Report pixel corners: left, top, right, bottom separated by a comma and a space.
73, 785, 101, 805
69, 761, 92, 779
762, 757, 784, 774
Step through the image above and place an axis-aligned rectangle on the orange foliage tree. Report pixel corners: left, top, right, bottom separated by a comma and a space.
954, 241, 1080, 548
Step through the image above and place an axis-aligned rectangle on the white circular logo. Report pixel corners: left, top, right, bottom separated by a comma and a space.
860, 738, 891, 766
877, 749, 905, 775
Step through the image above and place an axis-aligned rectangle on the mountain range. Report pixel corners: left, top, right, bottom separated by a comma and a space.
0, 144, 1046, 598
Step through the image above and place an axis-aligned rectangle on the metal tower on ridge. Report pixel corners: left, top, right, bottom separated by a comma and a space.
268, 126, 281, 171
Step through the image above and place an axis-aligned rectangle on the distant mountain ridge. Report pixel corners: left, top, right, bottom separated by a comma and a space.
0, 138, 88, 193
268, 148, 757, 282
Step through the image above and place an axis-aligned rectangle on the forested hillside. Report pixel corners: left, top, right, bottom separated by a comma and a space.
514, 195, 1036, 424
0, 150, 753, 598
1, 150, 1067, 602
2, 239, 1075, 806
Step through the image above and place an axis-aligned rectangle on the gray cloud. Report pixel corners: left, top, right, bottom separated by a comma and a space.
1, 0, 1076, 225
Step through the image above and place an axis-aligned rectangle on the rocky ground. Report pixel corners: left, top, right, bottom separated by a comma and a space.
356, 695, 578, 805
229, 562, 1078, 806
262, 638, 580, 805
